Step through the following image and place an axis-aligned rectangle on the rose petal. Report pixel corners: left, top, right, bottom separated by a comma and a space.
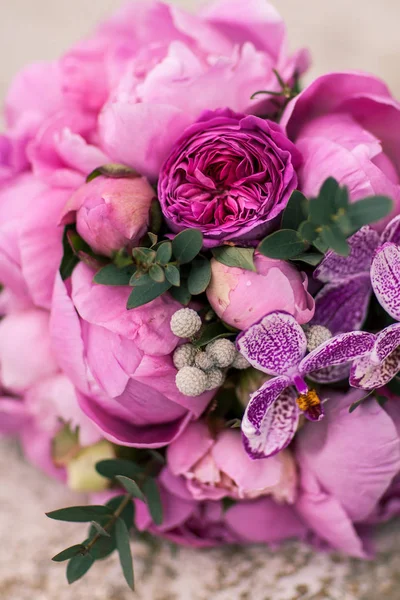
299, 331, 375, 376
242, 377, 298, 459
312, 274, 372, 335
314, 226, 379, 283
371, 242, 400, 321
236, 312, 307, 375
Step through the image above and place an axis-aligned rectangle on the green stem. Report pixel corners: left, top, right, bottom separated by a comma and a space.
84, 493, 133, 554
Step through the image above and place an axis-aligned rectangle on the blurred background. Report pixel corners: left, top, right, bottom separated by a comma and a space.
0, 1, 400, 599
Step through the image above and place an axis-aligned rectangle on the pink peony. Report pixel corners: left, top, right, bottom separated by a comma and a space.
49, 264, 214, 448
61, 175, 155, 256
282, 72, 400, 229
295, 389, 400, 557
166, 420, 297, 502
206, 253, 315, 329
158, 109, 302, 247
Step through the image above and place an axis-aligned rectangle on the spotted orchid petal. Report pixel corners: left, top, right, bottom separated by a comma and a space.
314, 227, 379, 283
312, 274, 372, 334
236, 312, 307, 376
350, 324, 400, 390
371, 243, 400, 321
381, 215, 400, 246
299, 331, 375, 376
308, 363, 351, 384
242, 376, 299, 459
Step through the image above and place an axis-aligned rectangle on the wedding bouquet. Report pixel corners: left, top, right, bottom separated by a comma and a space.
2, 0, 400, 590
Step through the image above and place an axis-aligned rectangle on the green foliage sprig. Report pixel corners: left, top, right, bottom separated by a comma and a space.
47, 457, 164, 591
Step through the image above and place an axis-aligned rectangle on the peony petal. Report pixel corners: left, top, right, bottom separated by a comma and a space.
299, 331, 375, 376
0, 397, 28, 434
236, 312, 307, 375
312, 275, 372, 334
242, 378, 298, 459
314, 226, 379, 283
371, 242, 400, 321
167, 421, 214, 477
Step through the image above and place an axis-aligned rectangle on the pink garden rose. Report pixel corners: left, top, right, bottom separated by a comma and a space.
61, 175, 156, 257
135, 466, 306, 548
49, 264, 215, 448
166, 420, 297, 502
206, 253, 315, 329
158, 109, 302, 247
295, 389, 400, 557
282, 72, 400, 229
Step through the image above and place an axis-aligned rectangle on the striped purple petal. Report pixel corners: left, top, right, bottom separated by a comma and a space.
241, 376, 298, 459
314, 227, 379, 283
371, 243, 400, 321
374, 323, 400, 362
298, 331, 376, 376
307, 363, 351, 384
350, 348, 400, 390
236, 312, 307, 375
312, 274, 372, 334
381, 215, 400, 245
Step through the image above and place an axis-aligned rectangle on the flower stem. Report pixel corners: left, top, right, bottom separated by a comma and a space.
84, 493, 133, 554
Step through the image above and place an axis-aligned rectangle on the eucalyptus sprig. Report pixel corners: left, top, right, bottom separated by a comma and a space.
94, 228, 212, 309
47, 457, 163, 591
258, 178, 393, 263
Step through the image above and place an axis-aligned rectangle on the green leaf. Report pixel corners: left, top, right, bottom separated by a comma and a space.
85, 531, 115, 561
52, 545, 86, 562
348, 196, 393, 229
127, 279, 171, 309
165, 264, 180, 287
94, 264, 136, 286
59, 227, 96, 280
96, 458, 144, 481
91, 521, 111, 537
142, 478, 163, 525
149, 264, 165, 283
169, 282, 191, 305
115, 476, 145, 501
258, 229, 306, 259
147, 232, 158, 247
333, 184, 349, 211
281, 190, 308, 230
291, 252, 323, 266
319, 225, 350, 256
106, 496, 134, 530
188, 258, 212, 295
349, 392, 373, 413
66, 554, 95, 584
310, 177, 340, 225
193, 322, 236, 348
211, 247, 256, 272
115, 518, 135, 590
156, 242, 172, 265
86, 163, 139, 182
129, 272, 151, 287
149, 199, 163, 234
298, 220, 319, 243
172, 229, 203, 264
46, 505, 112, 522
132, 247, 156, 266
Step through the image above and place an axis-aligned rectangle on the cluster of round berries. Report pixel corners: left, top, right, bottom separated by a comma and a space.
170, 309, 250, 397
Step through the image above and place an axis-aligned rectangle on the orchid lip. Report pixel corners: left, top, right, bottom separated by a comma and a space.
292, 374, 308, 394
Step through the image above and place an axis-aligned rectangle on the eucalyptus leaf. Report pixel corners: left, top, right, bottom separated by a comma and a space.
91, 521, 111, 537
129, 272, 152, 287
115, 518, 135, 590
169, 282, 191, 305
291, 252, 323, 266
96, 458, 144, 480
298, 220, 318, 243
188, 258, 212, 295
348, 196, 393, 229
94, 264, 136, 286
281, 190, 308, 230
66, 554, 94, 584
319, 225, 350, 256
86, 163, 139, 182
46, 505, 112, 522
165, 264, 180, 287
52, 545, 86, 563
142, 478, 163, 526
60, 227, 80, 280
211, 247, 256, 272
147, 232, 158, 247
156, 242, 172, 265
106, 496, 135, 530
115, 476, 145, 501
258, 229, 306, 259
172, 229, 203, 264
149, 264, 165, 283
127, 279, 171, 309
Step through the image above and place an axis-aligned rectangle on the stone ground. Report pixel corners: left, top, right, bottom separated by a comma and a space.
1, 1, 400, 598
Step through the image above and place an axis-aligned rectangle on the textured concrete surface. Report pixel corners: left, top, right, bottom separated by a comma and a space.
1, 1, 400, 598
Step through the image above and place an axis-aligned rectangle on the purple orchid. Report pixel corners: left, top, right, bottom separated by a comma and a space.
371, 242, 400, 322
312, 215, 400, 335
236, 312, 375, 459
350, 323, 400, 390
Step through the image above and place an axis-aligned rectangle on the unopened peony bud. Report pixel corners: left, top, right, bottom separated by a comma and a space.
67, 440, 115, 492
61, 175, 155, 256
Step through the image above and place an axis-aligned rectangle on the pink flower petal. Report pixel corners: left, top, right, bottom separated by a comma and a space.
371, 242, 400, 321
